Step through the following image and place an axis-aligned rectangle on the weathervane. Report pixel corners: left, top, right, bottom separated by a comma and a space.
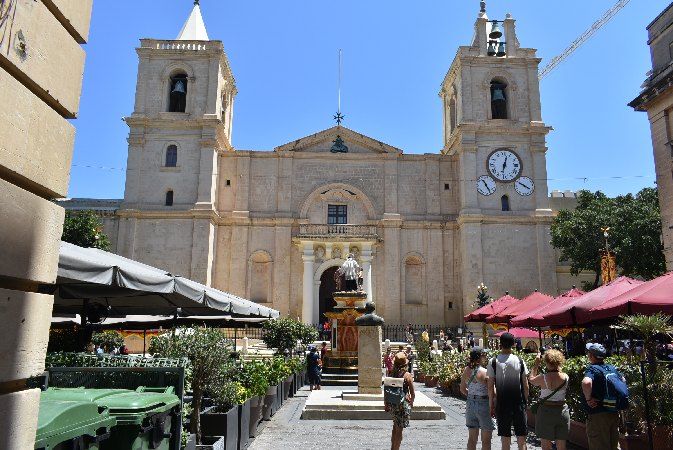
334, 49, 345, 126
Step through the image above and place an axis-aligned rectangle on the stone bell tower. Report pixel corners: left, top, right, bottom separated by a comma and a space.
116, 1, 236, 284
439, 3, 557, 318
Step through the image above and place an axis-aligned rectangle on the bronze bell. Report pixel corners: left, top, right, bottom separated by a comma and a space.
489, 20, 502, 39
487, 41, 497, 56
171, 80, 186, 94
496, 42, 506, 57
492, 88, 506, 102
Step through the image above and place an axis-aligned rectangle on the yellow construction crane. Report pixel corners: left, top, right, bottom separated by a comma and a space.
538, 0, 631, 80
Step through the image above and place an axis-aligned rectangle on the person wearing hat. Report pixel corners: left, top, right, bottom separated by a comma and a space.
581, 342, 623, 450
337, 254, 360, 291
306, 345, 322, 391
385, 351, 415, 450
405, 344, 415, 374
487, 332, 529, 450
460, 346, 495, 450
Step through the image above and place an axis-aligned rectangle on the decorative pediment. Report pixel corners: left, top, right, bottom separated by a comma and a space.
274, 126, 402, 154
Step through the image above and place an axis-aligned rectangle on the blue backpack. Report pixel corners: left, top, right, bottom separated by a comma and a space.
590, 364, 630, 411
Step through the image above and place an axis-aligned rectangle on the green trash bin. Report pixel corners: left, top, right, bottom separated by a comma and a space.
98, 386, 181, 450
35, 399, 116, 449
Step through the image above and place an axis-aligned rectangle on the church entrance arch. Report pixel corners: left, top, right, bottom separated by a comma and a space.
318, 266, 338, 323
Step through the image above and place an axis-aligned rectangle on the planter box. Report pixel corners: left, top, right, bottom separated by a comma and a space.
282, 375, 293, 401
425, 376, 438, 388
652, 425, 673, 450
569, 420, 588, 449
248, 396, 263, 438
238, 399, 250, 450
200, 406, 238, 450
619, 434, 649, 450
196, 436, 225, 450
185, 433, 196, 450
262, 385, 277, 421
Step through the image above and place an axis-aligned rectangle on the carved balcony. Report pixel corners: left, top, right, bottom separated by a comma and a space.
297, 224, 379, 241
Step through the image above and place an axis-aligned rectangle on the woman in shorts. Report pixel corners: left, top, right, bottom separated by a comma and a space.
528, 349, 570, 450
385, 352, 415, 450
460, 346, 495, 450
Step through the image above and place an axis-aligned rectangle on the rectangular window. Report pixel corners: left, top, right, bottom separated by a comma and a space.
327, 204, 347, 224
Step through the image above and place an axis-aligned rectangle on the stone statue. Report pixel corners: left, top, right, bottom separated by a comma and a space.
333, 269, 345, 291
355, 302, 384, 326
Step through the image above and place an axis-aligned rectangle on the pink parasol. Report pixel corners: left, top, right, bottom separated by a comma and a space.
589, 272, 673, 321
485, 291, 554, 324
535, 277, 643, 326
493, 327, 540, 339
464, 293, 520, 322
510, 286, 585, 327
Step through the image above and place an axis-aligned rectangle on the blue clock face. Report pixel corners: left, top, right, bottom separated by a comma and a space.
488, 150, 521, 181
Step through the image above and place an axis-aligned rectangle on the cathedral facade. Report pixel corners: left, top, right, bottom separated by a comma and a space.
76, 5, 581, 325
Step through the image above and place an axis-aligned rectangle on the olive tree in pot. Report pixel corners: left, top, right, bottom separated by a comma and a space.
262, 356, 290, 420
149, 326, 234, 445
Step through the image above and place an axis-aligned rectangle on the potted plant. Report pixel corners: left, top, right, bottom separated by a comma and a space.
236, 360, 269, 438
149, 326, 234, 445
200, 380, 241, 450
262, 356, 288, 419
262, 317, 318, 355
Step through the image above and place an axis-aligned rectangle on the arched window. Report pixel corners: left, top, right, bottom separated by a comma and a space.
165, 190, 174, 206
501, 195, 510, 211
490, 80, 508, 119
168, 73, 188, 112
165, 145, 177, 167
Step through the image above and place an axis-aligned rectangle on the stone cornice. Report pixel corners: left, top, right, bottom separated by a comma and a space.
456, 213, 554, 227
116, 208, 220, 221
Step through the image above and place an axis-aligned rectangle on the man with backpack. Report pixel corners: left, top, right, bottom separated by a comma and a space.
582, 342, 629, 450
487, 332, 529, 450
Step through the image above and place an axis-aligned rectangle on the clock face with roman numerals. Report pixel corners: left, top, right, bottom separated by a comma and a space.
487, 150, 521, 182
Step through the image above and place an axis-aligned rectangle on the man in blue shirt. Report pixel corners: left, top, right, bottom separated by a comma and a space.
581, 342, 620, 450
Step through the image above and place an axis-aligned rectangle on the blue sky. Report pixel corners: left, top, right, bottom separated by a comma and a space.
68, 1, 665, 199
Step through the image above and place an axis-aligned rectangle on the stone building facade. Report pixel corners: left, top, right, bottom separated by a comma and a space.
75, 5, 581, 326
0, 0, 92, 446
630, 2, 673, 271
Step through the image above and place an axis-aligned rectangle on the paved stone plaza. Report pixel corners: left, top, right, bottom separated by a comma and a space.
248, 384, 582, 449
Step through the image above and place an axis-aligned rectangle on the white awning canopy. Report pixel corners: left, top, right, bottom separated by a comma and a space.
53, 242, 279, 320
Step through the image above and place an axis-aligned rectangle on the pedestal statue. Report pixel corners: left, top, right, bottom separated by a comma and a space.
355, 302, 385, 395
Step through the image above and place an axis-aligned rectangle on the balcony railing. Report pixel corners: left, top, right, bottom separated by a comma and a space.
141, 39, 211, 51
297, 224, 379, 240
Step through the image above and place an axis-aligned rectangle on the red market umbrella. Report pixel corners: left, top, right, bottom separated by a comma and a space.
539, 277, 644, 326
589, 272, 673, 322
493, 327, 540, 339
485, 291, 554, 324
464, 293, 520, 322
510, 287, 585, 328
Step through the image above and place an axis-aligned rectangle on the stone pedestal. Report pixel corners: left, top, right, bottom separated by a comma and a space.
357, 325, 382, 395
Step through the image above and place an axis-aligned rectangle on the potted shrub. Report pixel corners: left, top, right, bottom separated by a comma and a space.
236, 360, 269, 438
262, 356, 288, 419
262, 317, 318, 355
200, 380, 242, 450
149, 326, 234, 445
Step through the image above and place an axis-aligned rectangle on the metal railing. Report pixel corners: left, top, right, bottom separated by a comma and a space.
297, 224, 379, 239
381, 325, 461, 344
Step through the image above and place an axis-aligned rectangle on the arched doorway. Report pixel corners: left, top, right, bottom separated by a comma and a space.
319, 266, 338, 323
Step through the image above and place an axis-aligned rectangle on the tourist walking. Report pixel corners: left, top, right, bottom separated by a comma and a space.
405, 324, 414, 344
337, 254, 360, 291
487, 332, 529, 450
468, 332, 475, 348
385, 352, 415, 450
406, 344, 415, 374
384, 347, 395, 376
460, 346, 495, 450
307, 346, 322, 391
581, 343, 623, 450
529, 349, 570, 450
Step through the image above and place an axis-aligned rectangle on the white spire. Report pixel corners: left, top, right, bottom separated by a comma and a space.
176, 1, 209, 41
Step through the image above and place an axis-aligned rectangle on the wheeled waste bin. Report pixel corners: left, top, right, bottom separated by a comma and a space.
41, 386, 181, 450
35, 398, 116, 449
